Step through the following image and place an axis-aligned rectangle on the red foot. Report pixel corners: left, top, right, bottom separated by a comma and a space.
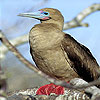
36, 83, 64, 95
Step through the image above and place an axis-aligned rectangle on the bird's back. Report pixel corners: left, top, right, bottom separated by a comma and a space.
62, 34, 100, 82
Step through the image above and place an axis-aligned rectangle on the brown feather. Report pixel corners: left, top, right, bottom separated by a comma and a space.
62, 34, 100, 82
28, 8, 100, 84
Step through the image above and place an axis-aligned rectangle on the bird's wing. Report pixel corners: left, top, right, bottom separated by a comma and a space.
61, 33, 100, 82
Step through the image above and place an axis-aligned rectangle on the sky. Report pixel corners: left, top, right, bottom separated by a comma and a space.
0, 0, 100, 66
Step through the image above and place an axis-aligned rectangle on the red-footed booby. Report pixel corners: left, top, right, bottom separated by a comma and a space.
18, 8, 100, 83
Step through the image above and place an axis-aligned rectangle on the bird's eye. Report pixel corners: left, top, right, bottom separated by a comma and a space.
43, 12, 49, 16
44, 12, 48, 15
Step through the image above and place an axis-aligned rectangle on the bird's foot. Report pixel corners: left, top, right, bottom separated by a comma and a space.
36, 83, 65, 95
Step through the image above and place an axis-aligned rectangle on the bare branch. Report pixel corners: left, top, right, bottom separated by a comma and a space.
70, 78, 100, 100
6, 79, 100, 100
0, 34, 28, 60
7, 87, 90, 100
70, 78, 100, 89
63, 4, 100, 30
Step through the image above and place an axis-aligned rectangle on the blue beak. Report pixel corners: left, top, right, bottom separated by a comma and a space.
18, 10, 50, 20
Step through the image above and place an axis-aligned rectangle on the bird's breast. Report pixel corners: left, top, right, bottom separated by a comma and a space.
29, 24, 79, 81
29, 25, 64, 50
31, 46, 79, 81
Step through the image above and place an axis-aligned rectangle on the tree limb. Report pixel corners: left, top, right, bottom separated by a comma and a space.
6, 78, 100, 100
7, 87, 90, 100
0, 34, 28, 60
63, 4, 100, 30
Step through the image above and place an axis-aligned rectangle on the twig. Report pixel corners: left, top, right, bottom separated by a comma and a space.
70, 78, 100, 100
70, 78, 100, 89
0, 34, 28, 60
63, 4, 100, 30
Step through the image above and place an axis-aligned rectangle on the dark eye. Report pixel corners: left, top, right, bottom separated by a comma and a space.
44, 12, 49, 15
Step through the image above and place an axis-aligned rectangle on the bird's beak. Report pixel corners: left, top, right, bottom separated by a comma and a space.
18, 10, 50, 20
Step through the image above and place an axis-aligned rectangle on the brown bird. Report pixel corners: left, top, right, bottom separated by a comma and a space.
19, 8, 100, 83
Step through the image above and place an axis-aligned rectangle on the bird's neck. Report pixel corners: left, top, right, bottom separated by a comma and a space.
29, 23, 64, 50
40, 20, 64, 31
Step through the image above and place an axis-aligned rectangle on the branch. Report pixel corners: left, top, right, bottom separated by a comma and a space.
70, 78, 100, 100
7, 87, 90, 100
63, 4, 100, 30
0, 34, 28, 60
6, 79, 100, 100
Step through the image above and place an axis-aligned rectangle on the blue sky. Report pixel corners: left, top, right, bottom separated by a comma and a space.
0, 0, 100, 65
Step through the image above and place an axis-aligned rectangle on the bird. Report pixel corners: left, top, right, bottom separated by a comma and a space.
18, 8, 100, 83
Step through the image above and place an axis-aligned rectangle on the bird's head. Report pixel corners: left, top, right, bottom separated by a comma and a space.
18, 8, 64, 30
